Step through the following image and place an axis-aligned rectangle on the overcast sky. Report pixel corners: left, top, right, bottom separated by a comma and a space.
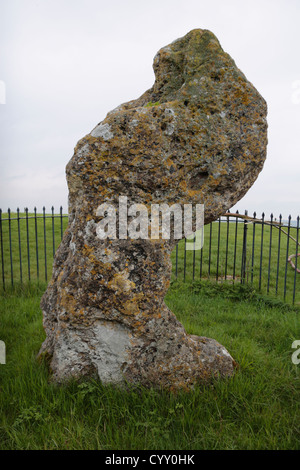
0, 0, 299, 219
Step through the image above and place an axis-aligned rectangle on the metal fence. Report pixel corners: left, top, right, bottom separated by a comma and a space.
0, 207, 68, 289
0, 207, 299, 305
172, 210, 300, 305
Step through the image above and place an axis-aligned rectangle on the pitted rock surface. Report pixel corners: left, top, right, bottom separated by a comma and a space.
39, 29, 267, 390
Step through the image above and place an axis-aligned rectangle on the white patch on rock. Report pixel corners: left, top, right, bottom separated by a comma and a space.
77, 143, 90, 165
129, 119, 139, 128
221, 348, 232, 358
165, 123, 175, 135
97, 248, 118, 264
92, 321, 131, 384
165, 108, 175, 118
77, 143, 90, 158
91, 123, 114, 140
52, 321, 131, 384
164, 108, 176, 135
69, 241, 76, 254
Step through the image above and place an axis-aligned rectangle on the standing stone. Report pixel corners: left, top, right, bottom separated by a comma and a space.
39, 29, 267, 390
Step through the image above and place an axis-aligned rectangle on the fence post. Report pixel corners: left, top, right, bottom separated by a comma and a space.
34, 207, 39, 282
275, 214, 282, 295
51, 206, 55, 257
60, 206, 63, 240
0, 209, 5, 290
17, 208, 23, 284
192, 233, 196, 281
251, 211, 256, 284
225, 211, 230, 280
8, 208, 13, 287
267, 213, 273, 293
43, 206, 47, 282
233, 210, 239, 282
184, 237, 187, 282
259, 212, 265, 291
292, 216, 299, 305
216, 217, 221, 281
25, 207, 31, 282
241, 210, 248, 284
283, 215, 291, 301
208, 222, 212, 278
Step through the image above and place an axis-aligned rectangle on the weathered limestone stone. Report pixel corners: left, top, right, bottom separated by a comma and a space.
39, 29, 267, 390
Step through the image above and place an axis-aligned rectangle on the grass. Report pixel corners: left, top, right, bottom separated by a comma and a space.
0, 282, 299, 450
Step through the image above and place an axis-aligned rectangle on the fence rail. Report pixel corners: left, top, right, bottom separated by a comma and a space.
0, 207, 299, 305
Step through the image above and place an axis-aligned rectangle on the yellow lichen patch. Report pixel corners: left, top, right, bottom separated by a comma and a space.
57, 269, 65, 284
108, 271, 136, 293
60, 290, 77, 315
187, 189, 202, 199
207, 174, 222, 188
232, 158, 247, 173
118, 292, 145, 317
121, 299, 140, 316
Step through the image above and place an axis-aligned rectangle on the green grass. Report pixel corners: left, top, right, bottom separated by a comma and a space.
0, 282, 299, 450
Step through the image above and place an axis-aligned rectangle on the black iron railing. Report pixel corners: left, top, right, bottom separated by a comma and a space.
172, 211, 300, 305
0, 207, 68, 289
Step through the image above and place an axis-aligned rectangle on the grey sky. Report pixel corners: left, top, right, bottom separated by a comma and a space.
0, 0, 299, 219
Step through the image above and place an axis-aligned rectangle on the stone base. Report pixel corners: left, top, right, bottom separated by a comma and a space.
39, 301, 235, 390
